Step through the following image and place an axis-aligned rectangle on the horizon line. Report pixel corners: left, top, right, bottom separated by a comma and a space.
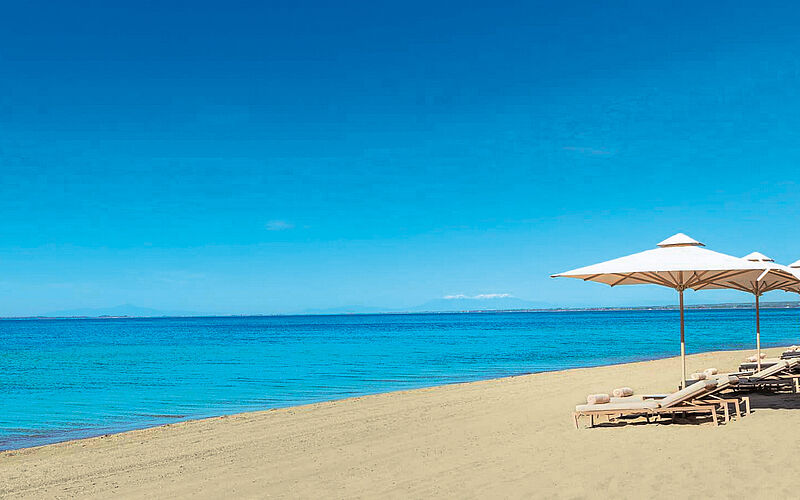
4, 300, 800, 320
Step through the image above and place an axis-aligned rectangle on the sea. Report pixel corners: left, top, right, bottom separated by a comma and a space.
2, 308, 798, 450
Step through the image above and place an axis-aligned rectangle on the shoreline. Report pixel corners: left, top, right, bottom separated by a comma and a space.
4, 345, 800, 498
4, 342, 793, 453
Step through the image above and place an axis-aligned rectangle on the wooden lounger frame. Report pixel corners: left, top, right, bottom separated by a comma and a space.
734, 373, 800, 394
678, 382, 751, 419
732, 374, 800, 393
694, 395, 750, 420
573, 401, 720, 429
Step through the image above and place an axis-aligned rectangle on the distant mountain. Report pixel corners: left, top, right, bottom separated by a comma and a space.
38, 304, 208, 318
301, 305, 389, 315
301, 296, 552, 315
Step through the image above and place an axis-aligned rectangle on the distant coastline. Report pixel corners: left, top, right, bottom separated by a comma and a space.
3, 300, 799, 320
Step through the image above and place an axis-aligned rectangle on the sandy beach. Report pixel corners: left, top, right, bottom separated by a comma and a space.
3, 346, 800, 499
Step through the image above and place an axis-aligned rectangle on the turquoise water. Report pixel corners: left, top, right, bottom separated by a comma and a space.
1, 309, 799, 450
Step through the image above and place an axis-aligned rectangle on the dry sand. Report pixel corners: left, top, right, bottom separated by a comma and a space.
3, 346, 800, 499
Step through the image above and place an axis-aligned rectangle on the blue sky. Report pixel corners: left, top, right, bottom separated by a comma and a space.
2, 1, 800, 315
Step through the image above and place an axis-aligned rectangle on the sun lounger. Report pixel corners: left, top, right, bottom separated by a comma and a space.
750, 358, 798, 378
781, 346, 800, 358
731, 359, 800, 393
739, 356, 800, 373
573, 379, 721, 429
618, 374, 748, 422
738, 359, 781, 372
685, 374, 748, 420
609, 394, 669, 402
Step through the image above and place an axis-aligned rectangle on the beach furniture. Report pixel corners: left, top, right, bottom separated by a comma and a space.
615, 374, 748, 422
553, 233, 787, 387
677, 374, 749, 420
738, 353, 800, 373
738, 359, 782, 372
730, 359, 800, 393
692, 374, 749, 419
573, 379, 722, 429
742, 357, 799, 375
780, 347, 800, 359
691, 252, 800, 372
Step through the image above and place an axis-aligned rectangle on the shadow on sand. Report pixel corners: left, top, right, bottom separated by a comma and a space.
744, 391, 800, 410
586, 413, 716, 428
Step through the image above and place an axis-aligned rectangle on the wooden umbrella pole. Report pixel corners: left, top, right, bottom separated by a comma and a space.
756, 292, 761, 372
680, 289, 686, 389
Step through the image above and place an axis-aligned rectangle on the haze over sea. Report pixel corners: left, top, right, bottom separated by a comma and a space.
3, 308, 799, 450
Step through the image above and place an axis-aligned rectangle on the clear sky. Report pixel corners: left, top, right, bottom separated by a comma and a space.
2, 1, 800, 315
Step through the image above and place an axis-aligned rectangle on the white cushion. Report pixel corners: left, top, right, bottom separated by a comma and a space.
658, 379, 717, 408
586, 393, 610, 404
750, 360, 790, 381
612, 387, 634, 398
575, 400, 659, 412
